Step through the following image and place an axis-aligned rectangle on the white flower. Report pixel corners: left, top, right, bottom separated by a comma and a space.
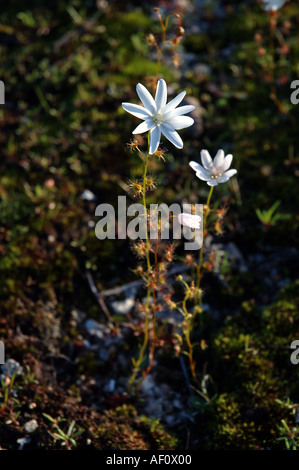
122, 79, 195, 155
189, 149, 237, 187
178, 213, 201, 229
262, 0, 285, 11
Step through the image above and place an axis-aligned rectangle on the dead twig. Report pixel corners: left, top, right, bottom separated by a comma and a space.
85, 270, 115, 327
97, 263, 191, 298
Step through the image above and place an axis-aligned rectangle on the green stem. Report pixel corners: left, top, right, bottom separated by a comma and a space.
142, 135, 151, 272
156, 28, 166, 77
268, 15, 285, 114
129, 132, 152, 391
197, 186, 214, 289
182, 295, 197, 382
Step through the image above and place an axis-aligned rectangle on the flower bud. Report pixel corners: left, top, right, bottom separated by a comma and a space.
254, 33, 263, 44
178, 26, 185, 37
194, 306, 203, 315
258, 47, 266, 57
147, 33, 156, 46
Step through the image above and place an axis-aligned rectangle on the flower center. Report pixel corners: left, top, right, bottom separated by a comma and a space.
152, 112, 164, 125
211, 172, 223, 179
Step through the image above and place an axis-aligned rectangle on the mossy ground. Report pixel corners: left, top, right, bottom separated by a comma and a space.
0, 0, 298, 450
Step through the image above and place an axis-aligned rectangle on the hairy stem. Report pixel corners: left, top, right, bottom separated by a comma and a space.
129, 133, 152, 390
197, 186, 214, 289
182, 295, 197, 382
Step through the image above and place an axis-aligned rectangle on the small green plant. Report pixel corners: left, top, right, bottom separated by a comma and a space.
42, 413, 84, 449
276, 398, 299, 450
0, 371, 17, 410
277, 419, 299, 450
255, 200, 291, 228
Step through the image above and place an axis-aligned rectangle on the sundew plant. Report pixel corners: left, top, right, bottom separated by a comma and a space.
120, 9, 238, 393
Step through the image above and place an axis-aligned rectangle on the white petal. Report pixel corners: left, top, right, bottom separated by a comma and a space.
132, 119, 154, 135
207, 180, 219, 187
223, 169, 237, 178
216, 175, 230, 184
136, 83, 157, 114
216, 169, 237, 185
155, 79, 167, 111
196, 170, 211, 181
160, 123, 183, 149
190, 161, 211, 180
213, 149, 224, 169
200, 149, 213, 170
178, 213, 201, 229
189, 161, 203, 172
165, 116, 194, 130
149, 126, 161, 154
222, 154, 233, 171
161, 91, 186, 114
122, 102, 152, 120
189, 162, 211, 181
164, 105, 195, 120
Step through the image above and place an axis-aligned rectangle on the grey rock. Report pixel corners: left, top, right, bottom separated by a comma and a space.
98, 348, 109, 361
139, 375, 155, 396
80, 189, 96, 201
173, 399, 183, 409
17, 437, 31, 450
0, 358, 23, 380
111, 297, 135, 315
144, 400, 163, 419
84, 319, 104, 339
24, 419, 38, 433
210, 240, 248, 274
159, 383, 171, 395
104, 379, 116, 393
192, 63, 212, 79
165, 415, 175, 426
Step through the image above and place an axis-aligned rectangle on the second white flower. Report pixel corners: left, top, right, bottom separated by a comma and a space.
189, 149, 237, 187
